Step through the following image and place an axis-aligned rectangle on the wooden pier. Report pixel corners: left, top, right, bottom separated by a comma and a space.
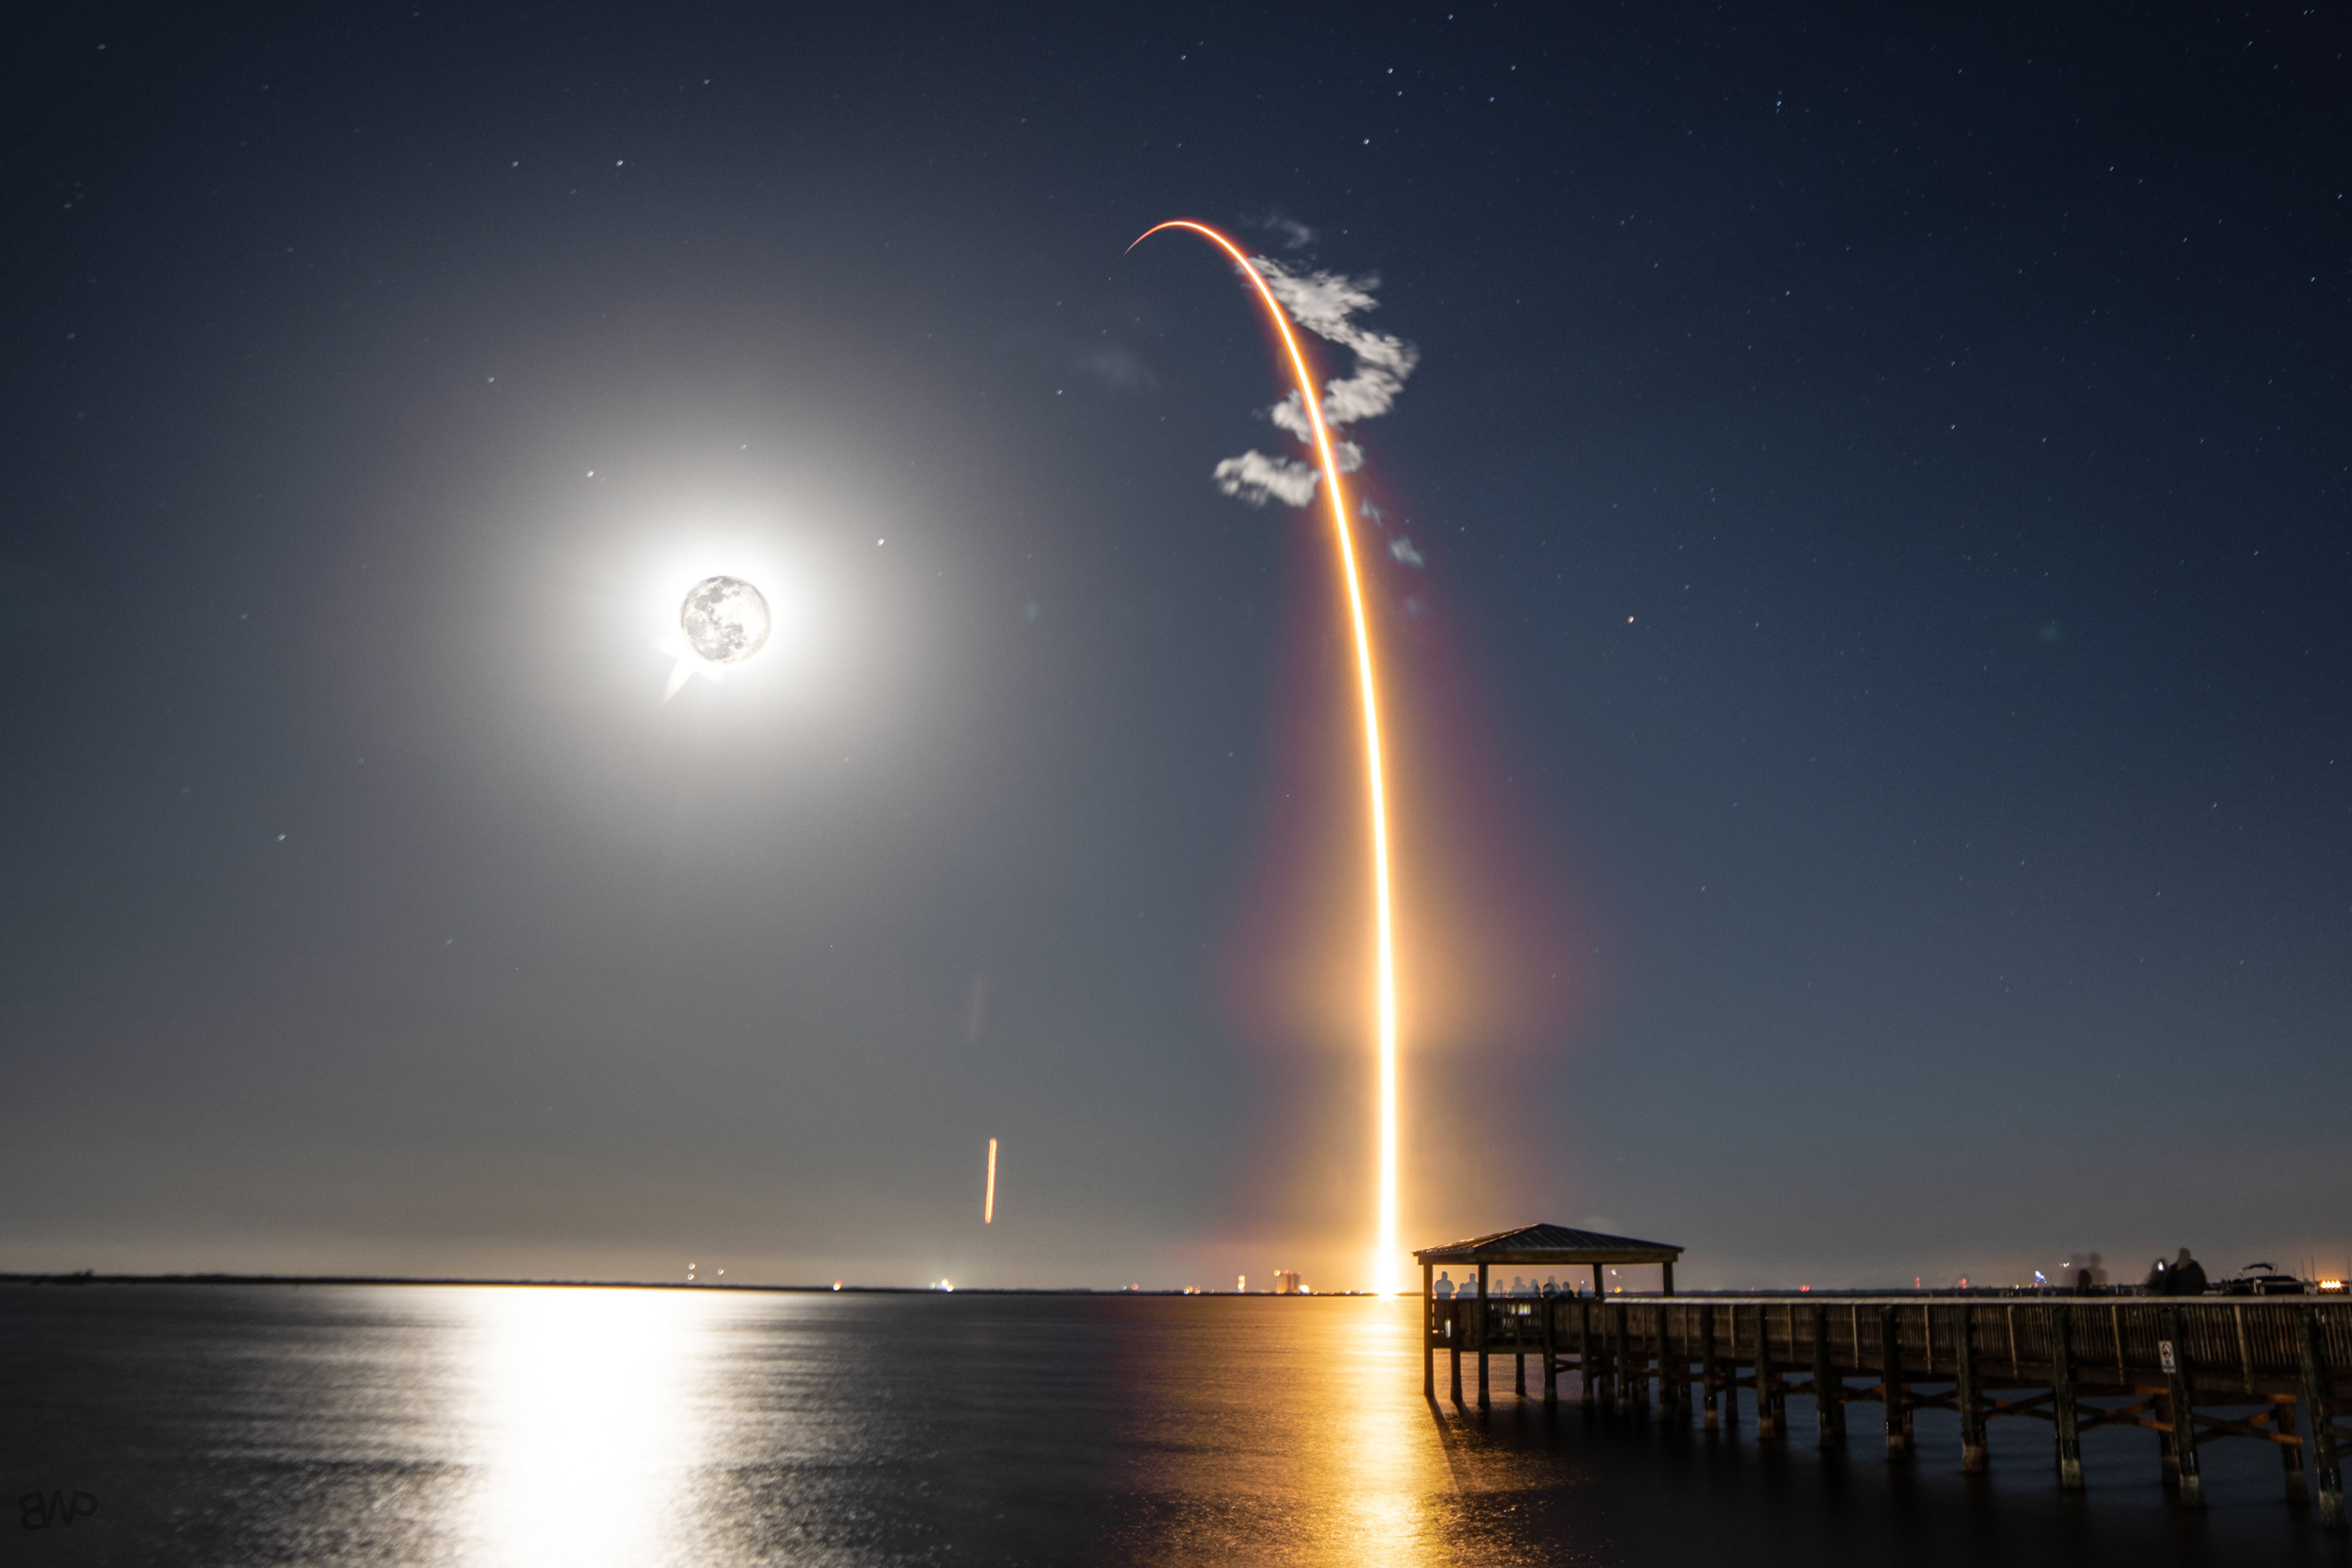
1415, 1229, 2348, 1527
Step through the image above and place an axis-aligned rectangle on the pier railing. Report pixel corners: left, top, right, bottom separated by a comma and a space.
1423, 1293, 2348, 1527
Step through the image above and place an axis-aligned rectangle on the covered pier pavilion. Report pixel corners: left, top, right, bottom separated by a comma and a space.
1414, 1222, 1685, 1409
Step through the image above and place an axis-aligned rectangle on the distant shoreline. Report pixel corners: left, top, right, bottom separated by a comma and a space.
3, 1273, 2262, 1300
0, 1271, 1376, 1297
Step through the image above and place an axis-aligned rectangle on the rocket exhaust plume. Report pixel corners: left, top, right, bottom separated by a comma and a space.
984, 1138, 998, 1225
1130, 220, 1402, 1296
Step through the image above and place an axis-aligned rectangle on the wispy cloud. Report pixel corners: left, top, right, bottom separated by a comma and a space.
1213, 254, 1417, 510
1388, 536, 1424, 567
1249, 212, 1319, 251
1214, 449, 1320, 508
1072, 342, 1158, 394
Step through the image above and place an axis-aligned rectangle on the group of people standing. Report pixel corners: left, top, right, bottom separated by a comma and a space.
1430, 1272, 1590, 1300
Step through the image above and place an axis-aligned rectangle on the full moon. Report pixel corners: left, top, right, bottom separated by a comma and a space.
679, 575, 771, 664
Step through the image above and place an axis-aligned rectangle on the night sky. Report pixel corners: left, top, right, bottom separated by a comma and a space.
4, 3, 2345, 1292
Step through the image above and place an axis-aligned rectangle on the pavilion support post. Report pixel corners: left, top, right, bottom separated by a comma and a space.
1756, 1306, 1779, 1440
1669, 1307, 1689, 1421
1656, 1307, 1675, 1420
1814, 1304, 1844, 1451
1579, 1297, 1596, 1408
1631, 1304, 1651, 1414
1772, 1306, 1791, 1435
1956, 1302, 1986, 1473
1675, 1316, 1693, 1420
1601, 1297, 1615, 1409
1701, 1305, 1720, 1432
1543, 1292, 1558, 1411
1513, 1285, 1527, 1398
1612, 1302, 1631, 1413
1600, 1302, 1618, 1412
1676, 1307, 1693, 1421
1629, 1305, 1648, 1415
1881, 1305, 1912, 1461
1651, 1306, 1663, 1415
2161, 1305, 2204, 1509
1724, 1306, 1743, 1433
1726, 1305, 1745, 1435
2297, 1307, 2345, 1528
1423, 1262, 1435, 1399
2052, 1305, 2083, 1490
1449, 1326, 1463, 1406
1477, 1264, 1491, 1412
1592, 1263, 1604, 1299
1662, 1260, 1675, 1297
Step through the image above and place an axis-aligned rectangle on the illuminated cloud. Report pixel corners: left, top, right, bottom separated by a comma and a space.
1214, 255, 1418, 509
1388, 536, 1424, 567
1214, 449, 1320, 507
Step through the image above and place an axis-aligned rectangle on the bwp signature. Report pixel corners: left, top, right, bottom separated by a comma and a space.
19, 1489, 99, 1531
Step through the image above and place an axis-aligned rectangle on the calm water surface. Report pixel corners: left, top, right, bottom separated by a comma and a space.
5, 1283, 2347, 1565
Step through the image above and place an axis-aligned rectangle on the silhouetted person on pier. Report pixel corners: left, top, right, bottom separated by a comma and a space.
1434, 1271, 1456, 1299
2169, 1248, 2208, 1296
2146, 1248, 2208, 1296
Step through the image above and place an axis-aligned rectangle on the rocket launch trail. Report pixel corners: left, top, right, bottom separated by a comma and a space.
1131, 220, 1402, 1296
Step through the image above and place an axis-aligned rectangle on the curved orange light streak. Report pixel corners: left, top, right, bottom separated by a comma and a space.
1131, 219, 1400, 1296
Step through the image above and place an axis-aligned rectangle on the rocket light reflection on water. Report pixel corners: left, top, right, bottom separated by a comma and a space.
1132, 220, 1402, 1296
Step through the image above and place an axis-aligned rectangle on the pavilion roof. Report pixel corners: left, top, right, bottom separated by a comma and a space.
1412, 1222, 1682, 1266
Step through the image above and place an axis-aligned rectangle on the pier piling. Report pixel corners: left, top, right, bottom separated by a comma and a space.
1881, 1305, 1912, 1461
1579, 1299, 1596, 1408
2052, 1305, 2083, 1490
1701, 1305, 1720, 1431
2297, 1308, 2344, 1528
1955, 1302, 1986, 1472
1814, 1304, 1845, 1451
2162, 1304, 2205, 1508
1422, 1262, 1435, 1399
